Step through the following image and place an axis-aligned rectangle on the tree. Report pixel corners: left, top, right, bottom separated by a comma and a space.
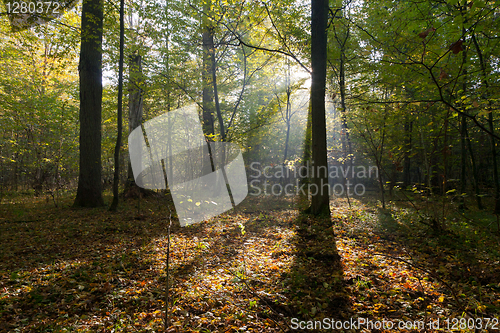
0, 19, 80, 198
328, 1, 357, 207
202, 1, 215, 139
125, 53, 144, 190
73, 0, 105, 207
307, 0, 330, 216
109, 0, 125, 211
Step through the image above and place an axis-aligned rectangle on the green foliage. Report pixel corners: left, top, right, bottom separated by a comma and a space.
0, 14, 80, 194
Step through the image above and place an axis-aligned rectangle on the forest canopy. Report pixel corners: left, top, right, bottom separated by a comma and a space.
1, 0, 499, 213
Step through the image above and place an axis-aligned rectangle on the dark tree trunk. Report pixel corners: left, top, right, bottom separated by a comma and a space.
338, 29, 353, 207
202, 26, 215, 138
459, 18, 467, 210
212, 49, 225, 141
74, 0, 104, 207
307, 0, 330, 216
283, 67, 292, 164
202, 3, 217, 180
109, 0, 124, 212
442, 110, 449, 196
281, 66, 292, 187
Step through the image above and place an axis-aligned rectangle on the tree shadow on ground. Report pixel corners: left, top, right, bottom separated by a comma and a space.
0, 194, 352, 332
278, 213, 351, 332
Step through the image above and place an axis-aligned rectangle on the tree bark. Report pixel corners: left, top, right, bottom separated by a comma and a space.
126, 54, 144, 188
283, 63, 292, 165
459, 10, 467, 210
338, 27, 353, 208
74, 0, 104, 207
109, 0, 124, 212
211, 49, 225, 141
307, 0, 330, 216
202, 23, 215, 138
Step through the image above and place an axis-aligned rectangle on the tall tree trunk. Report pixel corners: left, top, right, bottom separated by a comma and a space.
307, 0, 330, 216
109, 0, 124, 212
281, 60, 292, 185
338, 29, 353, 207
202, 2, 218, 180
459, 10, 468, 210
126, 54, 144, 189
377, 113, 387, 209
283, 62, 292, 165
202, 11, 215, 139
74, 0, 104, 207
211, 49, 225, 141
201, 0, 224, 142
442, 109, 449, 196
165, 9, 173, 184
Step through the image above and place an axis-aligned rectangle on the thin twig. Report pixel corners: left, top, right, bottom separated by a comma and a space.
165, 210, 172, 331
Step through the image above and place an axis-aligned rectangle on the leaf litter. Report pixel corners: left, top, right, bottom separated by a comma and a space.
0, 194, 499, 332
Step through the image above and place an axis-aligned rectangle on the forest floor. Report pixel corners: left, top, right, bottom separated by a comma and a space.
1, 191, 500, 332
